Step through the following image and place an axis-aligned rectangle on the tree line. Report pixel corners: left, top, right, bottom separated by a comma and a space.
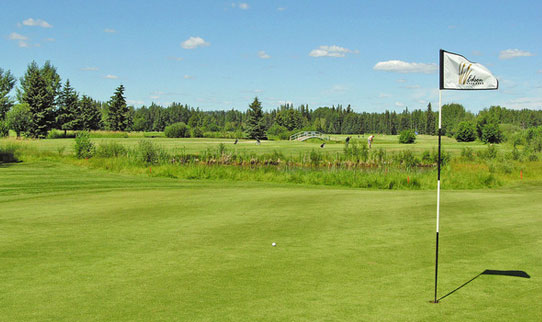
2, 61, 542, 140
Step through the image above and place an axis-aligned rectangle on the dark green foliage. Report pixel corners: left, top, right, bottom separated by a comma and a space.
275, 107, 303, 131
266, 123, 290, 140
17, 61, 61, 138
455, 121, 477, 142
56, 80, 80, 133
0, 68, 16, 119
5, 103, 31, 137
398, 129, 416, 144
136, 140, 164, 164
245, 97, 267, 140
481, 123, 503, 144
74, 131, 95, 158
164, 122, 190, 138
0, 120, 8, 137
106, 85, 129, 131
79, 95, 102, 130
425, 103, 436, 135
191, 126, 204, 138
46, 129, 76, 139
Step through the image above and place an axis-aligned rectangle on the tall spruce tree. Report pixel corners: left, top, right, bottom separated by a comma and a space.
80, 95, 102, 130
106, 85, 129, 131
56, 80, 80, 134
245, 97, 266, 139
0, 68, 16, 120
17, 61, 60, 138
426, 103, 436, 135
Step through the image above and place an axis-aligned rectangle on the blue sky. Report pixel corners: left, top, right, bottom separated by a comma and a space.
2, 0, 541, 113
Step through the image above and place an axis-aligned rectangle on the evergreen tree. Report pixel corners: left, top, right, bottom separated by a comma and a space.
245, 97, 266, 139
0, 68, 16, 120
106, 85, 129, 131
426, 103, 436, 135
17, 61, 60, 138
56, 80, 80, 134
79, 95, 102, 130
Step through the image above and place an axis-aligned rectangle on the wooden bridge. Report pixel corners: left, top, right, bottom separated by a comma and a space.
289, 131, 330, 141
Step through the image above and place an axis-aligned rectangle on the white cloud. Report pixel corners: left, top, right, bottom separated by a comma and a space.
127, 99, 144, 105
167, 56, 183, 61
18, 41, 30, 48
104, 28, 116, 33
9, 32, 28, 40
538, 70, 542, 74
499, 49, 534, 60
239, 3, 249, 9
44, 37, 55, 42
258, 50, 270, 59
309, 45, 357, 58
81, 67, 99, 71
181, 36, 210, 49
184, 75, 194, 79
395, 102, 405, 107
373, 60, 437, 74
22, 18, 52, 28
105, 74, 118, 79
505, 97, 542, 109
277, 7, 286, 11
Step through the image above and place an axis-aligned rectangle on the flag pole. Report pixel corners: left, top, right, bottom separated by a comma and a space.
433, 89, 442, 303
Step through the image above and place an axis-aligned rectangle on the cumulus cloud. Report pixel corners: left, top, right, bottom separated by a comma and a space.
277, 7, 286, 11
309, 45, 357, 58
373, 60, 437, 74
181, 36, 210, 49
231, 2, 249, 9
81, 67, 99, 71
258, 50, 270, 59
22, 18, 52, 28
104, 28, 116, 33
499, 49, 534, 60
184, 75, 194, 79
506, 97, 542, 109
104, 74, 118, 79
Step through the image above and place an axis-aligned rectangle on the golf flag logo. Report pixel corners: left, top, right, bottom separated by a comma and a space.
440, 50, 498, 90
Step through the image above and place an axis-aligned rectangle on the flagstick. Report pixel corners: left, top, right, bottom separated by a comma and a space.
433, 89, 442, 303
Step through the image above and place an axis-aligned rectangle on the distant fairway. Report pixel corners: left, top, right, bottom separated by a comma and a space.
10, 134, 492, 157
1, 161, 540, 321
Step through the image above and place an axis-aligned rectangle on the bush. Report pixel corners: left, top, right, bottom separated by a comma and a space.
47, 129, 76, 139
455, 121, 476, 142
136, 140, 168, 164
96, 142, 128, 158
74, 131, 95, 159
0, 121, 8, 137
481, 123, 503, 144
164, 122, 190, 138
399, 130, 416, 144
191, 126, 204, 138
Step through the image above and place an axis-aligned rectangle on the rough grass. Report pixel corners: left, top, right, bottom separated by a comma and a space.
0, 161, 541, 321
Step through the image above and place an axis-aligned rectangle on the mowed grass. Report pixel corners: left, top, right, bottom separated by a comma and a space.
1, 162, 541, 321
4, 134, 492, 157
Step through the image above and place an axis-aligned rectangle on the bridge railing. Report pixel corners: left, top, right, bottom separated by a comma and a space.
289, 131, 329, 141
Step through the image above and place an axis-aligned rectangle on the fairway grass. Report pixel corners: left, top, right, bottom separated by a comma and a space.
1, 162, 541, 321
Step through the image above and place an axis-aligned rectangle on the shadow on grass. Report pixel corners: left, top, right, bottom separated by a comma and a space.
438, 270, 531, 302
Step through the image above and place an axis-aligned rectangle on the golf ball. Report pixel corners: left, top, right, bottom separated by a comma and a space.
272, 242, 276, 247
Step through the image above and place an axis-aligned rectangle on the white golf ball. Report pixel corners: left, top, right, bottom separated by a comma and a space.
272, 242, 276, 247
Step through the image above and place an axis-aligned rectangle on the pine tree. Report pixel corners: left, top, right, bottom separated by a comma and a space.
426, 103, 436, 135
106, 85, 129, 131
0, 68, 16, 120
17, 61, 60, 138
79, 95, 102, 130
56, 80, 80, 134
245, 97, 266, 140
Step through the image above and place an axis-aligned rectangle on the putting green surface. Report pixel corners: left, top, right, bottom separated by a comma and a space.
1, 162, 541, 321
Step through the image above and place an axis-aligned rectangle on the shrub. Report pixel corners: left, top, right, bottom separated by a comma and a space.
481, 123, 503, 144
399, 129, 416, 144
164, 122, 190, 138
0, 121, 8, 137
455, 121, 476, 142
136, 140, 168, 164
460, 147, 475, 160
47, 129, 76, 139
74, 131, 95, 158
191, 126, 204, 138
96, 142, 128, 157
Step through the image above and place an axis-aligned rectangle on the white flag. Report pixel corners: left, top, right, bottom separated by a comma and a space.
440, 50, 498, 90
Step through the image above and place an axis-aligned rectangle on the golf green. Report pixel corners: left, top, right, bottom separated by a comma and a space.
1, 161, 540, 321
